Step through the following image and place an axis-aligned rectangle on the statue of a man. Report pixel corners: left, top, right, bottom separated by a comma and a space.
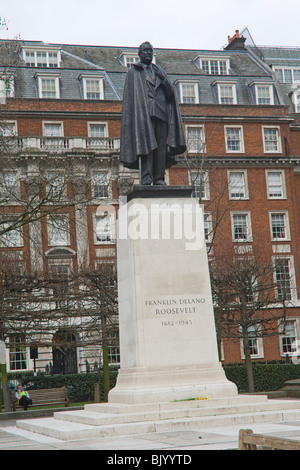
120, 42, 186, 185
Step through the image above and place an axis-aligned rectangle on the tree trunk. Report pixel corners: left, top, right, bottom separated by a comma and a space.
217, 334, 223, 362
101, 315, 110, 402
0, 363, 11, 412
102, 342, 110, 402
243, 334, 255, 393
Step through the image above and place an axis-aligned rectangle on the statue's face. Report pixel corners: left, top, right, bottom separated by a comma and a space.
139, 44, 153, 65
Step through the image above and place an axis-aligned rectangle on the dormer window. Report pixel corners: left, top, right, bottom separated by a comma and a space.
0, 74, 14, 100
119, 52, 156, 68
289, 85, 300, 112
256, 85, 274, 105
79, 74, 104, 100
177, 80, 199, 104
119, 53, 139, 68
274, 67, 300, 83
35, 72, 60, 99
22, 47, 61, 68
194, 55, 230, 75
249, 82, 275, 105
212, 81, 237, 104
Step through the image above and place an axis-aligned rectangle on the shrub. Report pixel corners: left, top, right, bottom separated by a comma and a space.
7, 370, 119, 402
223, 363, 300, 393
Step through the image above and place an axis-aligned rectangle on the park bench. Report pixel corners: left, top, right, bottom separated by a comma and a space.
11, 386, 69, 411
238, 429, 300, 450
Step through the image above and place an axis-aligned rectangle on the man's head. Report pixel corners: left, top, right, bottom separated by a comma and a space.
138, 42, 153, 65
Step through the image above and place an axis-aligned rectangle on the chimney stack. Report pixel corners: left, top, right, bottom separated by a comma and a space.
225, 30, 246, 50
228, 30, 240, 45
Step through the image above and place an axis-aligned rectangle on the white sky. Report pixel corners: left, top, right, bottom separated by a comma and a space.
1, 0, 300, 50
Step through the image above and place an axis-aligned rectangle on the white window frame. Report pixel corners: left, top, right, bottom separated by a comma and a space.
186, 125, 205, 153
178, 81, 199, 104
119, 53, 139, 68
47, 214, 70, 246
79, 74, 104, 100
279, 318, 299, 357
92, 171, 109, 199
22, 47, 61, 68
0, 74, 14, 100
194, 56, 230, 75
228, 170, 249, 200
35, 73, 60, 99
0, 220, 23, 247
265, 170, 286, 199
93, 211, 115, 244
231, 211, 253, 242
214, 81, 237, 104
255, 84, 274, 105
274, 67, 300, 84
269, 211, 290, 241
240, 325, 264, 359
119, 52, 156, 68
0, 170, 19, 200
9, 334, 28, 371
87, 122, 108, 138
292, 88, 300, 113
249, 82, 275, 105
124, 56, 139, 68
42, 121, 63, 137
262, 126, 282, 153
225, 125, 245, 153
273, 256, 297, 302
190, 170, 210, 200
0, 120, 17, 136
46, 171, 66, 200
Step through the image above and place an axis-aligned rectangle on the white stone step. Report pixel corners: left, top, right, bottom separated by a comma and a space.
82, 394, 269, 415
17, 417, 157, 441
16, 397, 300, 441
52, 397, 300, 426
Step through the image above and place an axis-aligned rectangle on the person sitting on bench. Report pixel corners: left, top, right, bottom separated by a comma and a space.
15, 384, 32, 410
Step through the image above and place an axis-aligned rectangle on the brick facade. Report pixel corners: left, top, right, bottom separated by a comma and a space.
1, 36, 300, 372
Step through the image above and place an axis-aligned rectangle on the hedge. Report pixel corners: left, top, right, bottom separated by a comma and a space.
7, 363, 300, 400
7, 370, 119, 402
223, 363, 300, 393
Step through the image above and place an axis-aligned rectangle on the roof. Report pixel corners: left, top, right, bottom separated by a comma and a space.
0, 39, 282, 106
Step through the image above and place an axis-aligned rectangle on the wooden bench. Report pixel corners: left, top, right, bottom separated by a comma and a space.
238, 429, 300, 450
11, 387, 69, 411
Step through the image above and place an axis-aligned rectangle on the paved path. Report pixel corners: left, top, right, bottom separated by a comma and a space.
2, 418, 300, 451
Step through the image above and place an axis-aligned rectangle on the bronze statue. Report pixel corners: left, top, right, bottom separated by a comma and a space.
120, 42, 186, 185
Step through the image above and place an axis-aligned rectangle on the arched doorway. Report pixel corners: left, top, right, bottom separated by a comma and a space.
52, 330, 78, 375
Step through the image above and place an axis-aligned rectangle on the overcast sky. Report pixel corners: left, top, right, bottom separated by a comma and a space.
1, 0, 300, 50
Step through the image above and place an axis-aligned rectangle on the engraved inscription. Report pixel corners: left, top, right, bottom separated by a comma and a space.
143, 295, 206, 326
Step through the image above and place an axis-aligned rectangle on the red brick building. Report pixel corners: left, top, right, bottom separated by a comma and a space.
1, 33, 300, 373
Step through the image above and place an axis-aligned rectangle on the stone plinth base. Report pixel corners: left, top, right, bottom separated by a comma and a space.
109, 188, 237, 404
108, 363, 237, 404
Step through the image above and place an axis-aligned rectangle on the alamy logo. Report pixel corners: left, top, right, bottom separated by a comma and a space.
117, 196, 205, 251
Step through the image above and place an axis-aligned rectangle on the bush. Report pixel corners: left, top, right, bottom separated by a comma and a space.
223, 362, 300, 393
7, 370, 119, 402
10, 362, 300, 399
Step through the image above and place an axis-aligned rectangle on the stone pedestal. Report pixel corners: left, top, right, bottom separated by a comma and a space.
108, 186, 237, 404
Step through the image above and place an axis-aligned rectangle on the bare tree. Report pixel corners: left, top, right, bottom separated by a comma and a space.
210, 244, 288, 392
178, 122, 240, 252
0, 257, 119, 396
